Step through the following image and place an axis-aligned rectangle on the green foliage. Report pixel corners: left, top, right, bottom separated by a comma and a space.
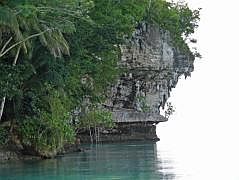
90, 0, 147, 41
79, 109, 114, 128
136, 96, 150, 113
146, 0, 200, 51
0, 0, 200, 154
64, 0, 149, 105
0, 62, 34, 99
19, 87, 74, 152
0, 126, 9, 145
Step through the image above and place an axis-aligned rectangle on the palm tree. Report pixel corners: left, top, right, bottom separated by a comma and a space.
0, 1, 83, 121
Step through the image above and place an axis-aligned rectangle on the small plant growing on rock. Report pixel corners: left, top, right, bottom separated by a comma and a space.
136, 96, 150, 113
164, 102, 175, 119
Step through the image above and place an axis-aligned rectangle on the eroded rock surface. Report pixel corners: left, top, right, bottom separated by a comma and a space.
106, 23, 194, 114
77, 24, 196, 143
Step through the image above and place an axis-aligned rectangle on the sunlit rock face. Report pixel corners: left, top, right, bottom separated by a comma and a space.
106, 23, 195, 114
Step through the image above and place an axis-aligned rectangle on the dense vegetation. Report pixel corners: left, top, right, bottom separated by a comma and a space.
0, 0, 200, 156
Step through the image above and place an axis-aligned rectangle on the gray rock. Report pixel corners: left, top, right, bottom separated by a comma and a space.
107, 23, 194, 118
78, 24, 195, 143
102, 130, 109, 134
0, 149, 19, 162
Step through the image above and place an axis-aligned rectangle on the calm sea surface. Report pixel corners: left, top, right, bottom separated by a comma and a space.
2, 137, 238, 180
0, 142, 180, 180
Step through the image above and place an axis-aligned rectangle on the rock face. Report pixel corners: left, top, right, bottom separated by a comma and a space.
79, 23, 195, 143
79, 123, 159, 143
0, 148, 19, 161
105, 23, 194, 113
0, 24, 195, 160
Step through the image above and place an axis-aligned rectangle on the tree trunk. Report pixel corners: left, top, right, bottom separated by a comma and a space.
0, 97, 6, 121
97, 127, 100, 143
89, 126, 93, 144
94, 125, 97, 143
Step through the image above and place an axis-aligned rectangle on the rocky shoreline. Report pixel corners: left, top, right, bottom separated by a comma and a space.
0, 23, 194, 163
78, 122, 159, 143
0, 148, 42, 162
0, 122, 159, 162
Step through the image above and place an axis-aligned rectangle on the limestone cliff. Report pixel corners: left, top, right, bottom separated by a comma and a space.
79, 23, 195, 143
105, 23, 194, 116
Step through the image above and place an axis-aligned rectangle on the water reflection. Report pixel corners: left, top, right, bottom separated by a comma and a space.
0, 142, 177, 180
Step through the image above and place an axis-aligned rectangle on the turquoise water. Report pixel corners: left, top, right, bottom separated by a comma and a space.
0, 142, 176, 180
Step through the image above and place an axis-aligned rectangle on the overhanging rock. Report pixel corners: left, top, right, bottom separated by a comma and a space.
113, 110, 167, 124
105, 23, 194, 120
